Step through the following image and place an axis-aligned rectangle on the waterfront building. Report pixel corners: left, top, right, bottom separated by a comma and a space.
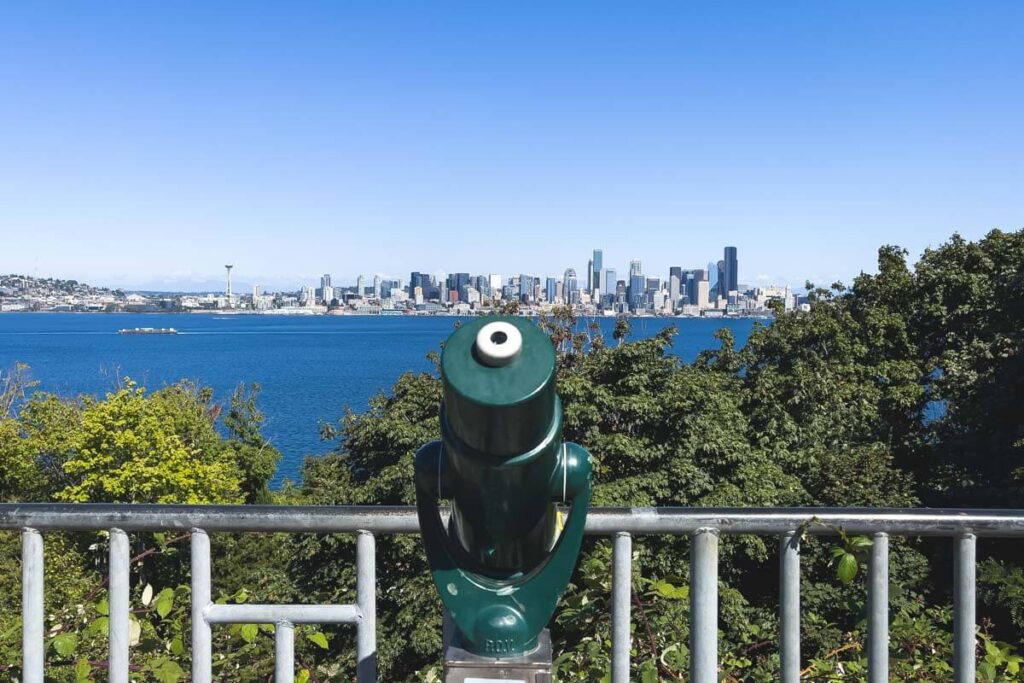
592, 249, 603, 293
545, 276, 557, 303
372, 275, 382, 299
356, 275, 366, 297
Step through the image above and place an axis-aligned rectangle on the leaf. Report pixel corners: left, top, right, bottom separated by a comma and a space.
849, 535, 874, 549
307, 630, 329, 650
296, 669, 311, 683
240, 623, 258, 643
639, 657, 659, 683
96, 598, 109, 616
836, 552, 858, 583
154, 587, 174, 618
128, 618, 141, 646
169, 635, 184, 656
75, 658, 92, 683
52, 632, 78, 656
141, 583, 154, 606
86, 616, 109, 637
652, 580, 689, 600
150, 658, 185, 683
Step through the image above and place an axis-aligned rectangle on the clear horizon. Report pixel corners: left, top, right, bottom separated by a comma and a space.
2, 3, 1021, 291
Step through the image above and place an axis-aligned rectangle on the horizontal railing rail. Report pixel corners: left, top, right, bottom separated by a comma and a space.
7, 504, 1024, 683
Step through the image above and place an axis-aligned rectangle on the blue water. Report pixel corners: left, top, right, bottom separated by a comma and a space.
0, 313, 758, 483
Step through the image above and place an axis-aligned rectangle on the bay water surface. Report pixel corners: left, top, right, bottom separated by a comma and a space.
0, 313, 758, 484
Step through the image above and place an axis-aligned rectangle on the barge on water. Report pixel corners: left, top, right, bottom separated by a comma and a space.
117, 327, 178, 335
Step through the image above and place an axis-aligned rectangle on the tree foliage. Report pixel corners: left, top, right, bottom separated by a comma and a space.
0, 228, 1021, 680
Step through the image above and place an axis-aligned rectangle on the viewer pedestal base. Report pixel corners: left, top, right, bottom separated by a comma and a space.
443, 628, 552, 683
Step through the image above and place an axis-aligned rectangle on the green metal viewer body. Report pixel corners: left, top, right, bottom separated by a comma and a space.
415, 317, 592, 659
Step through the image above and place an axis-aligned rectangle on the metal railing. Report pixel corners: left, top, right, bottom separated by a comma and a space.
4, 504, 1024, 682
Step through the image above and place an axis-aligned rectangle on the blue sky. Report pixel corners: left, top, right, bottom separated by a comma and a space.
1, 2, 1021, 292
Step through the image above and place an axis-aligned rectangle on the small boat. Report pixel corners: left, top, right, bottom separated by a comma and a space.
118, 327, 178, 335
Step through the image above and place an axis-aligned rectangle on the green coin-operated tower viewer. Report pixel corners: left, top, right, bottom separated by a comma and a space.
415, 317, 593, 682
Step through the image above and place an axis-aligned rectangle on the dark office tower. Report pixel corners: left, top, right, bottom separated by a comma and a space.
680, 269, 694, 305
545, 277, 557, 303
592, 249, 603, 292
410, 271, 429, 294
586, 259, 593, 292
446, 273, 470, 301
724, 247, 738, 294
716, 260, 726, 298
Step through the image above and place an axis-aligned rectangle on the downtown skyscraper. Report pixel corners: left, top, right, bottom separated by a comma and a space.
723, 246, 739, 295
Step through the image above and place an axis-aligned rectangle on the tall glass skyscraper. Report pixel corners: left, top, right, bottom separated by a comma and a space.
563, 268, 579, 304
592, 249, 603, 293
545, 277, 557, 303
626, 262, 643, 313
723, 246, 739, 294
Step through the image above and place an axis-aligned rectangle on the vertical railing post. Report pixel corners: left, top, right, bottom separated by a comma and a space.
779, 531, 800, 683
868, 532, 889, 683
275, 621, 295, 683
954, 533, 977, 683
611, 531, 632, 683
690, 528, 719, 683
109, 528, 130, 683
191, 529, 212, 683
22, 528, 44, 683
356, 530, 377, 683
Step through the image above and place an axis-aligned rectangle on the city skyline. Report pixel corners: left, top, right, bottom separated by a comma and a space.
0, 232, 974, 295
4, 244, 797, 317
2, 4, 1021, 291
